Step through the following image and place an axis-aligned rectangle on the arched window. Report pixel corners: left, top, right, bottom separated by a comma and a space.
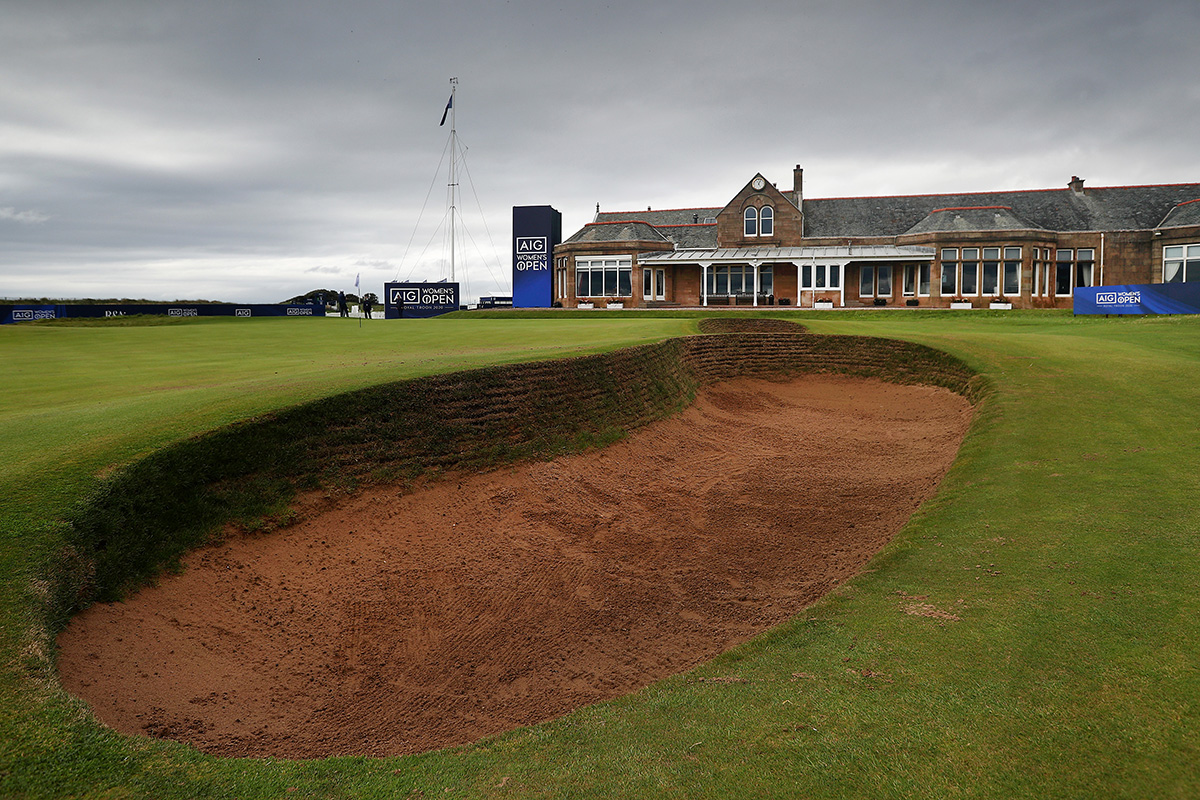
760, 206, 774, 236
743, 207, 758, 237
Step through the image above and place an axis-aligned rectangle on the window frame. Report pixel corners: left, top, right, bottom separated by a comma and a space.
940, 249, 958, 296
743, 207, 758, 237
1163, 243, 1200, 282
1002, 246, 1021, 296
961, 248, 980, 296
575, 255, 634, 298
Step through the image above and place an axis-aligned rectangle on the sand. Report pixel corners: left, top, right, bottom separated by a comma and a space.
57, 375, 972, 758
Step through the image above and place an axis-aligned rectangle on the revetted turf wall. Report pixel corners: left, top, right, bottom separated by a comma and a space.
56, 332, 984, 616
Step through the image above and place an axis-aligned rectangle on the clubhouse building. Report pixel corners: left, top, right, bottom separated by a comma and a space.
552, 167, 1200, 309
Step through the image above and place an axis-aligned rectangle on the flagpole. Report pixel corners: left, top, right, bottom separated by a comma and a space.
448, 77, 458, 284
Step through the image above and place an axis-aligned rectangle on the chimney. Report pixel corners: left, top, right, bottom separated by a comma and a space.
1069, 175, 1085, 194
793, 165, 804, 207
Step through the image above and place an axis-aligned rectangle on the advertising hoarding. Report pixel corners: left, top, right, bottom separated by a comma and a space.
1073, 282, 1200, 315
383, 282, 460, 319
512, 205, 561, 308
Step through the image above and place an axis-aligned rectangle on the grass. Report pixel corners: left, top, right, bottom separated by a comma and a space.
3, 309, 1200, 798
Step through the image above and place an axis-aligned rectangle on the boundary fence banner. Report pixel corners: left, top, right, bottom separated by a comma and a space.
1, 303, 325, 325
1073, 283, 1200, 316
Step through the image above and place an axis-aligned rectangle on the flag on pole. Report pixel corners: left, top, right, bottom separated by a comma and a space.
355, 273, 360, 292
439, 94, 453, 126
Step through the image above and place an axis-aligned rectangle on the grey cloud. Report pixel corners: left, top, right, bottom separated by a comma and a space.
2, 0, 1198, 303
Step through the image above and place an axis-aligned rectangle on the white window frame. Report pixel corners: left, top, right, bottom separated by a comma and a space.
859, 264, 875, 297
1003, 246, 1021, 296
1054, 249, 1073, 296
576, 255, 633, 298
961, 248, 980, 296
1164, 244, 1200, 283
760, 206, 774, 236
743, 207, 758, 237
940, 249, 958, 296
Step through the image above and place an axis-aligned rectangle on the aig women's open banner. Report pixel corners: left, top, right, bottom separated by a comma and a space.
383, 282, 460, 318
512, 205, 561, 308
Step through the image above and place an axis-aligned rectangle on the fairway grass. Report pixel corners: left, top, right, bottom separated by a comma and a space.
3, 311, 1200, 798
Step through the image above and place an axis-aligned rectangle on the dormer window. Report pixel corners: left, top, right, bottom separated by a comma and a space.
744, 207, 758, 237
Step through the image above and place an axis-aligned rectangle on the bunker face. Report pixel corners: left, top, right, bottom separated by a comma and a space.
57, 376, 972, 759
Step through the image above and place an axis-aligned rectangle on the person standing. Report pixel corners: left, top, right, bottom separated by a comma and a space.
362, 295, 373, 319
338, 291, 348, 318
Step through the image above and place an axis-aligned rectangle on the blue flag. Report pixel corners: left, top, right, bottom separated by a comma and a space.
439, 94, 453, 126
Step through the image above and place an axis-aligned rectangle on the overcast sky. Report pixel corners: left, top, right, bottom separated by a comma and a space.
2, 0, 1198, 304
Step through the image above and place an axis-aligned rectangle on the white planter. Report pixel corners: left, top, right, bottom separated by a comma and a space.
989, 302, 1013, 310
606, 302, 624, 309
814, 301, 835, 309
577, 302, 594, 309
950, 301, 973, 310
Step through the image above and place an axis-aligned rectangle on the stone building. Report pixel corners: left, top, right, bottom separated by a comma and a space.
551, 167, 1200, 309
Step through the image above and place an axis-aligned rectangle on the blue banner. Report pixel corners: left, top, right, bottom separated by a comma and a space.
512, 205, 561, 308
2, 303, 324, 324
1073, 283, 1200, 315
383, 282, 460, 319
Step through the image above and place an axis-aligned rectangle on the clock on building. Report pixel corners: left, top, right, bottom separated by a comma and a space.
751, 177, 766, 190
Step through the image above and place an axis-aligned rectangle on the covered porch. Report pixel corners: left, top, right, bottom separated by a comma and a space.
638, 245, 935, 308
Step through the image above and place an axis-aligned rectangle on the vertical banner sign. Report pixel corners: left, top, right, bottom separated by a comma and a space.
512, 205, 562, 308
383, 282, 460, 319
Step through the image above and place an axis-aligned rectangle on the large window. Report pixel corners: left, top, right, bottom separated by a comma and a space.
859, 265, 892, 297
982, 247, 1001, 295
1164, 245, 1200, 282
1032, 248, 1043, 297
902, 264, 931, 296
1054, 248, 1095, 296
940, 249, 958, 295
961, 248, 980, 295
800, 263, 841, 290
708, 265, 773, 295
860, 265, 874, 297
1076, 248, 1095, 289
1003, 247, 1021, 295
576, 256, 632, 297
1055, 249, 1073, 295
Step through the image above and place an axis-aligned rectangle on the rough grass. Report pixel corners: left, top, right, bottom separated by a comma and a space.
4, 310, 1200, 798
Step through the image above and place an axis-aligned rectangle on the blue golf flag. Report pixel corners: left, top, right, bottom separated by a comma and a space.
439, 94, 453, 126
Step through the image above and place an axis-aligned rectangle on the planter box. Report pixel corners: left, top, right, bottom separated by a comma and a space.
950, 301, 973, 310
989, 302, 1013, 310
606, 302, 624, 309
577, 302, 594, 309
813, 301, 835, 309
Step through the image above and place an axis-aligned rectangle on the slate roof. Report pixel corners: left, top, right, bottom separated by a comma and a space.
572, 183, 1200, 245
563, 220, 671, 245
595, 207, 721, 227
903, 206, 1044, 235
804, 184, 1200, 238
1159, 199, 1200, 229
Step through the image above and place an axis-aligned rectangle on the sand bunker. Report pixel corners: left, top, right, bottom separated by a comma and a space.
57, 375, 972, 759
